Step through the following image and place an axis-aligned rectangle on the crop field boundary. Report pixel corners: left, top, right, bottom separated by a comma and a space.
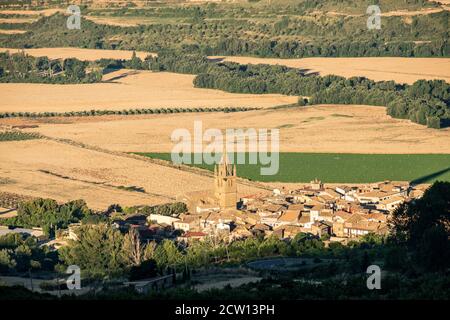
26, 133, 271, 192
0, 106, 258, 119
37, 169, 175, 201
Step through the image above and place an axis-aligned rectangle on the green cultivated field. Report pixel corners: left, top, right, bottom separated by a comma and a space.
136, 153, 450, 184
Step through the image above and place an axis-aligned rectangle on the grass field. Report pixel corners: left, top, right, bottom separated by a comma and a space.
137, 153, 450, 184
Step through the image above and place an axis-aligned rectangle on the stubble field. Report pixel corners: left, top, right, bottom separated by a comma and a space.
0, 69, 296, 113
0, 139, 265, 210
0, 47, 153, 61
1, 48, 449, 206
17, 105, 450, 154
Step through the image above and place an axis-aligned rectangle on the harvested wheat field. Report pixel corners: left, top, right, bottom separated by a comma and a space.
381, 7, 448, 16
0, 139, 264, 210
320, 5, 449, 17
0, 17, 37, 23
0, 47, 153, 61
84, 15, 159, 27
0, 9, 64, 16
0, 69, 296, 113
0, 208, 18, 219
211, 57, 450, 84
20, 105, 450, 154
427, 0, 450, 5
0, 30, 27, 34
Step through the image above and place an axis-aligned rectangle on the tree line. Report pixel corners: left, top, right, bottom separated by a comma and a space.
0, 233, 58, 274
2, 48, 447, 128
0, 52, 101, 84
1, 10, 448, 58
0, 199, 93, 237
138, 50, 449, 129
0, 106, 256, 119
200, 38, 449, 59
0, 131, 40, 141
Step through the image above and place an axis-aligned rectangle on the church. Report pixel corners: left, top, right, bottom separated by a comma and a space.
179, 151, 238, 214
214, 151, 237, 210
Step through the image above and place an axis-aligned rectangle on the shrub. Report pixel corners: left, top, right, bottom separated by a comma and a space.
427, 116, 441, 129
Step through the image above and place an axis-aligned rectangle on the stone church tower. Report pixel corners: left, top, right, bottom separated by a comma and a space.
214, 151, 237, 210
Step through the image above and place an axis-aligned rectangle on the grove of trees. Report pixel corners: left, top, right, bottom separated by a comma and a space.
1, 6, 448, 58
0, 199, 93, 237
0, 52, 101, 84
0, 233, 58, 274
390, 181, 450, 271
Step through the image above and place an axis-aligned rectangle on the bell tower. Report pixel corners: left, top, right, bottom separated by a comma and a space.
214, 149, 237, 210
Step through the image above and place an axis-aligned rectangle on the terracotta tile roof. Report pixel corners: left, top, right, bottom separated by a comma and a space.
336, 186, 352, 193
313, 220, 332, 227
335, 211, 352, 221
283, 225, 304, 233
379, 196, 404, 204
278, 210, 300, 222
263, 204, 286, 212
299, 215, 311, 224
318, 194, 335, 202
184, 231, 207, 237
323, 189, 341, 198
287, 204, 304, 210
253, 223, 271, 231
345, 221, 381, 232
232, 225, 253, 236
368, 212, 388, 222
346, 214, 367, 224
180, 215, 199, 223
310, 204, 324, 211
358, 191, 389, 198
319, 210, 333, 217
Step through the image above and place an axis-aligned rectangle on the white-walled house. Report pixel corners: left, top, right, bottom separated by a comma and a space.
148, 214, 180, 226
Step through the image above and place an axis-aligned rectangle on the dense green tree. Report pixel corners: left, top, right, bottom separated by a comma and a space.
140, 202, 188, 217
0, 249, 17, 272
153, 240, 184, 271
0, 199, 92, 237
0, 233, 58, 274
129, 259, 158, 281
59, 224, 129, 278
390, 181, 450, 271
0, 52, 100, 84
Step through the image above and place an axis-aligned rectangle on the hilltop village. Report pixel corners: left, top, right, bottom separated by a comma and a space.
0, 153, 428, 247
116, 155, 425, 245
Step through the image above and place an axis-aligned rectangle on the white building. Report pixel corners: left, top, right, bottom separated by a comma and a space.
148, 214, 180, 226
